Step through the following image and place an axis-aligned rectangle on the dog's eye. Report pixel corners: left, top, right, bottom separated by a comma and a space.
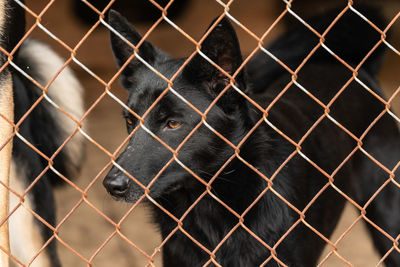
126, 117, 133, 125
167, 120, 181, 129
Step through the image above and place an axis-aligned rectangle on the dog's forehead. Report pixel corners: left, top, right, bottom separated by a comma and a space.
127, 83, 212, 118
127, 59, 211, 114
129, 59, 184, 93
126, 86, 187, 118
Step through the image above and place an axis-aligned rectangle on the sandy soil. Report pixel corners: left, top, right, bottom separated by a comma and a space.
18, 0, 400, 266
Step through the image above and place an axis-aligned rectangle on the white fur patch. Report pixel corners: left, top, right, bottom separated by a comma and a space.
18, 39, 85, 173
9, 161, 51, 267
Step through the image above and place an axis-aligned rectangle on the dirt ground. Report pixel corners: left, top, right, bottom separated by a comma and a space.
21, 0, 400, 266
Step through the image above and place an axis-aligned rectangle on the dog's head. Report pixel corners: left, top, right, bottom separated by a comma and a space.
103, 10, 249, 203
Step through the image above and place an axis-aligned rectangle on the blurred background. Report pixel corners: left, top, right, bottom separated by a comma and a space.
21, 0, 400, 266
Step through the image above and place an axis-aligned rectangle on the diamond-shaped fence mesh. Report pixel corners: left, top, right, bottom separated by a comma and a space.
0, 0, 399, 266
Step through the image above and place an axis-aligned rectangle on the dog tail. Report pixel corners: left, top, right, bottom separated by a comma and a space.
13, 39, 85, 186
248, 5, 388, 93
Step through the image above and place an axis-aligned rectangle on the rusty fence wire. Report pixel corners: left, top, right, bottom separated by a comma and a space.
0, 0, 399, 266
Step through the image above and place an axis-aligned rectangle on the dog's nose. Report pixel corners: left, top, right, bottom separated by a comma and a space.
103, 175, 129, 197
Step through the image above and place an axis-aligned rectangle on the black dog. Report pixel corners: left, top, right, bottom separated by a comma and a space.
104, 6, 400, 266
1, 1, 84, 266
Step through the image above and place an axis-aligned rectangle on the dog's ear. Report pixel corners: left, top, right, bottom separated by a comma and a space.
183, 17, 246, 111
109, 10, 169, 87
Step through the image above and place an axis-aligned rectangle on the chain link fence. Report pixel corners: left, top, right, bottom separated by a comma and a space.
0, 0, 399, 266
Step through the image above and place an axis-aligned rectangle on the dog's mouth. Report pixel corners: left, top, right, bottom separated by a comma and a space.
129, 181, 184, 203
108, 188, 146, 204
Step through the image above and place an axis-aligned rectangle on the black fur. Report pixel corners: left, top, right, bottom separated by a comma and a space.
2, 0, 26, 53
104, 7, 400, 266
247, 6, 387, 93
12, 70, 62, 267
0, 0, 25, 81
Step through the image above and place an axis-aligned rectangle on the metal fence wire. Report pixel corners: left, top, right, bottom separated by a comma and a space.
0, 0, 399, 266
